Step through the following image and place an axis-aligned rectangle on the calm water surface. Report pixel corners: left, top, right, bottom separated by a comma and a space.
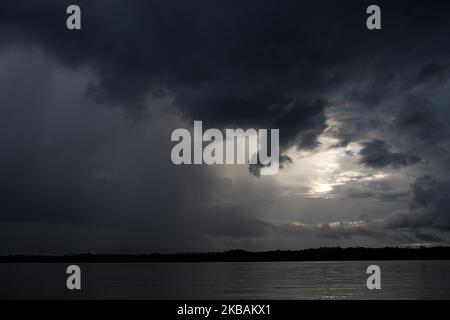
1, 261, 449, 299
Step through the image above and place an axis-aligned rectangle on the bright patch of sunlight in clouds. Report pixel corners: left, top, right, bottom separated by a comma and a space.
276, 135, 389, 198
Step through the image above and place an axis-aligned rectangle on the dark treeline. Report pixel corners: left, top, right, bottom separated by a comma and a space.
1, 247, 450, 262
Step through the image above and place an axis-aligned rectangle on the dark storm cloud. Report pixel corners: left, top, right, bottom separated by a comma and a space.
392, 95, 448, 143
1, 0, 450, 253
248, 154, 293, 176
200, 205, 275, 237
340, 187, 407, 202
279, 222, 386, 240
0, 0, 334, 149
0, 49, 281, 254
416, 63, 448, 85
2, 0, 450, 151
275, 219, 429, 245
413, 231, 442, 243
277, 218, 443, 244
386, 175, 450, 230
358, 139, 421, 169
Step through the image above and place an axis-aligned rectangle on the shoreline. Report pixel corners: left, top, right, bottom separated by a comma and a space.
2, 247, 450, 263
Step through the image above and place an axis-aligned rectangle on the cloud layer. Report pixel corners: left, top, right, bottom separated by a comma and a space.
0, 1, 450, 253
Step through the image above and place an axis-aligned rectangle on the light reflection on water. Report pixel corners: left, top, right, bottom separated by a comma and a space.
1, 261, 449, 299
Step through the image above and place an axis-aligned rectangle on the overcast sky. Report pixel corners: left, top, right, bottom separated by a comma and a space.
1, 0, 450, 254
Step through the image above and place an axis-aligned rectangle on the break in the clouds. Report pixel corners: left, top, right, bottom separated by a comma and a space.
0, 0, 450, 253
